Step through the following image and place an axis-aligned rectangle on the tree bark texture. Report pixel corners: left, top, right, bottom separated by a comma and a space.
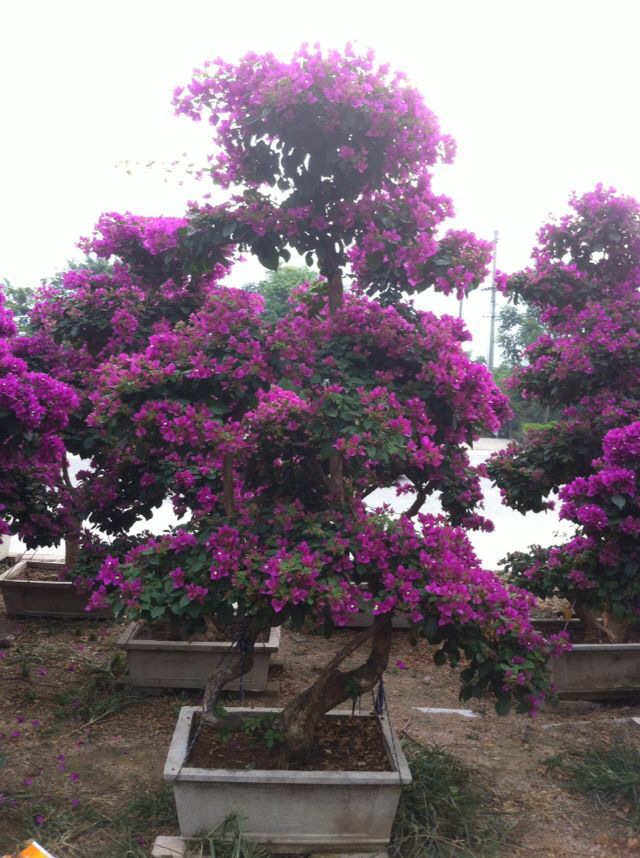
278, 615, 393, 763
202, 621, 261, 722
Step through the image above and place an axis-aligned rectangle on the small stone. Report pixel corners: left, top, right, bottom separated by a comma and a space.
151, 835, 186, 857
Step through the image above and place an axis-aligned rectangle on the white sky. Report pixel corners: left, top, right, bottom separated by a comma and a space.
2, 0, 639, 361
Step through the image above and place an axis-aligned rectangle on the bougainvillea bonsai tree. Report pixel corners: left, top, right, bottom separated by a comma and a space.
503, 422, 640, 642
2, 226, 230, 564
488, 186, 640, 640
86, 46, 564, 762
0, 287, 78, 541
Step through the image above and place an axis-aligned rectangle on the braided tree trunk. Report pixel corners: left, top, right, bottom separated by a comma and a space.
574, 600, 631, 643
278, 615, 393, 764
202, 265, 394, 762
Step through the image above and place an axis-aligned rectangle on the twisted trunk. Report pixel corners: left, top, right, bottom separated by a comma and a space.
327, 270, 345, 506
278, 615, 393, 763
61, 457, 81, 570
201, 619, 261, 723
222, 455, 235, 516
64, 533, 80, 569
573, 601, 630, 643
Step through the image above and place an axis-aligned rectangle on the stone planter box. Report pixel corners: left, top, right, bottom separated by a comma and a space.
550, 642, 640, 700
343, 612, 409, 629
0, 559, 112, 619
117, 623, 281, 691
164, 706, 411, 853
532, 617, 583, 634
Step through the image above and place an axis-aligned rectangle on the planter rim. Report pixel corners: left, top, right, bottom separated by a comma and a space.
164, 706, 412, 786
0, 558, 68, 587
563, 642, 640, 653
117, 622, 281, 653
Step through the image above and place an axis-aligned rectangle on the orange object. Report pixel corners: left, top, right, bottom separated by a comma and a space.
2, 841, 56, 858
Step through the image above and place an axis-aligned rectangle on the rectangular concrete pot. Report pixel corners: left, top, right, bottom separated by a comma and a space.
0, 559, 112, 619
343, 612, 409, 629
117, 623, 281, 691
551, 642, 640, 699
531, 617, 583, 634
164, 706, 411, 853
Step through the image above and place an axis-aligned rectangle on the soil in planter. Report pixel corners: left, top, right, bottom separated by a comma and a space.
187, 713, 391, 771
11, 565, 68, 582
564, 626, 640, 644
137, 619, 269, 643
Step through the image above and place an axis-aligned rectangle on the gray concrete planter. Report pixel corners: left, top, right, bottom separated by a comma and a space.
532, 617, 583, 635
117, 623, 280, 691
0, 559, 112, 619
343, 612, 409, 629
164, 706, 411, 853
550, 642, 640, 700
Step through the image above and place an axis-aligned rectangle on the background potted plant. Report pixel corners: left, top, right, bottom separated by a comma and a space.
0, 286, 82, 615
488, 188, 640, 697
88, 45, 566, 851
0, 220, 229, 615
502, 422, 640, 698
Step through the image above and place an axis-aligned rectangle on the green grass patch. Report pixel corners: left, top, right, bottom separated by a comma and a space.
390, 740, 513, 858
52, 652, 150, 728
546, 738, 640, 828
2, 784, 177, 857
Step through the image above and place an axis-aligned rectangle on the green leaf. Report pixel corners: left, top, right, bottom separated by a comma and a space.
150, 605, 165, 620
495, 697, 511, 717
611, 494, 627, 510
433, 649, 447, 667
258, 249, 280, 271
366, 251, 384, 271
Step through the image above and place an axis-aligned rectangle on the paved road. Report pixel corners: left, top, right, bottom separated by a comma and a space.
11, 441, 574, 570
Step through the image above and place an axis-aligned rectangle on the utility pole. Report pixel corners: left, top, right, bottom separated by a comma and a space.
488, 230, 499, 371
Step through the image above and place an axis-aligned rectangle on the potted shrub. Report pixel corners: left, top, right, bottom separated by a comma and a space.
0, 532, 144, 619
0, 285, 82, 614
502, 422, 640, 698
489, 189, 640, 696
0, 223, 229, 612
112, 532, 280, 691
88, 46, 565, 852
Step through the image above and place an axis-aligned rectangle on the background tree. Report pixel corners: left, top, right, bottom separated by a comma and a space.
0, 281, 35, 334
494, 302, 552, 436
243, 265, 319, 322
496, 303, 544, 368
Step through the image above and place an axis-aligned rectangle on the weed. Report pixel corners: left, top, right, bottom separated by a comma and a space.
186, 813, 271, 857
52, 654, 151, 728
546, 737, 640, 828
1, 784, 177, 857
390, 740, 513, 858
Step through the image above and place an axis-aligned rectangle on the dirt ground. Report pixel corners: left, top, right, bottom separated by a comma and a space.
1, 610, 639, 856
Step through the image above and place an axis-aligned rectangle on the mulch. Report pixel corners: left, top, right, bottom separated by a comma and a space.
187, 712, 390, 771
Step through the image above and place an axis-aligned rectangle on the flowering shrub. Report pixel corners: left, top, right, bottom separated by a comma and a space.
173, 45, 494, 304
505, 423, 640, 641
4, 219, 232, 551
0, 288, 78, 538
488, 186, 640, 512
488, 187, 640, 640
74, 45, 564, 763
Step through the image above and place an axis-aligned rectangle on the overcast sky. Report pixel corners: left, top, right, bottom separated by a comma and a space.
2, 0, 639, 361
